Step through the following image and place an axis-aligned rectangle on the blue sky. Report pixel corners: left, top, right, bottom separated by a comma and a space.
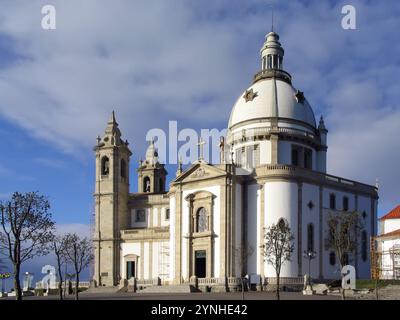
0, 0, 399, 285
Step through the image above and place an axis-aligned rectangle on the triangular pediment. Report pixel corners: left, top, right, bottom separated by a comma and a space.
173, 161, 228, 184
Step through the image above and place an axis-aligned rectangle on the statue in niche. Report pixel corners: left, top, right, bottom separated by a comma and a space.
102, 157, 110, 175
196, 207, 208, 233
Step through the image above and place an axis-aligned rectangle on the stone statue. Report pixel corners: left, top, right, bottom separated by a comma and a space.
104, 158, 109, 175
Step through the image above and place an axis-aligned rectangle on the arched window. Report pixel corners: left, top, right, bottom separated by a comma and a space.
196, 207, 208, 233
121, 159, 126, 178
143, 176, 150, 193
329, 194, 336, 210
343, 196, 349, 211
361, 231, 368, 262
307, 224, 314, 252
329, 252, 336, 266
101, 156, 110, 175
159, 178, 164, 192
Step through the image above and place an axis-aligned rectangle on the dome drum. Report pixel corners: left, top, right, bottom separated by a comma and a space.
253, 69, 292, 84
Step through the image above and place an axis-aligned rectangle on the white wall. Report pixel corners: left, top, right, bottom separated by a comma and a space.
169, 196, 176, 280
235, 183, 243, 276
260, 140, 271, 164
383, 219, 400, 234
144, 242, 149, 279
120, 242, 141, 280
246, 184, 259, 274
321, 189, 375, 279
301, 183, 320, 278
152, 208, 158, 227
264, 181, 299, 277
152, 241, 170, 280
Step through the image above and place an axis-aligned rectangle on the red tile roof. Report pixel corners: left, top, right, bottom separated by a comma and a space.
379, 205, 400, 220
376, 228, 400, 239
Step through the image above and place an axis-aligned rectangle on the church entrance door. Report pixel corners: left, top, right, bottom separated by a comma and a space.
126, 261, 136, 279
195, 250, 206, 278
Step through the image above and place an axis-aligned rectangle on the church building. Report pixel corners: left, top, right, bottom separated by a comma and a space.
92, 30, 378, 289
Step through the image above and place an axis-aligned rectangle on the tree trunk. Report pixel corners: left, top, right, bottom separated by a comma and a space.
56, 257, 63, 300
13, 263, 22, 301
75, 273, 79, 300
58, 275, 63, 300
276, 273, 280, 301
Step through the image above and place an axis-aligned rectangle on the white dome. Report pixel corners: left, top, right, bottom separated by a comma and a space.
228, 78, 316, 130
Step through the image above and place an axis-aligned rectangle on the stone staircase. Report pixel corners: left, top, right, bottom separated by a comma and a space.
82, 286, 120, 294
138, 284, 199, 294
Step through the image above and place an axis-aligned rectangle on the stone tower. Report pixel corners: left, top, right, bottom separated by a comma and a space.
137, 140, 167, 194
93, 111, 132, 286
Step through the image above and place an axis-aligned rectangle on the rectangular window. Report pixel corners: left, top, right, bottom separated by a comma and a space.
343, 197, 349, 211
235, 149, 242, 166
135, 209, 146, 222
253, 145, 260, 167
304, 148, 312, 169
291, 147, 299, 166
246, 145, 253, 169
165, 209, 170, 220
330, 194, 336, 210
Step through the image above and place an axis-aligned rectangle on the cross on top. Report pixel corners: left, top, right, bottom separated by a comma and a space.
197, 137, 206, 160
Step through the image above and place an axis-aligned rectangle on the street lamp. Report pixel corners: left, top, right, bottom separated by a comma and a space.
303, 250, 316, 288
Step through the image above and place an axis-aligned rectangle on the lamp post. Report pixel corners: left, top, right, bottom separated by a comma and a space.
303, 250, 316, 289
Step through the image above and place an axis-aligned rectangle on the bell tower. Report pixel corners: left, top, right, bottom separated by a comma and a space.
137, 140, 167, 194
93, 111, 132, 286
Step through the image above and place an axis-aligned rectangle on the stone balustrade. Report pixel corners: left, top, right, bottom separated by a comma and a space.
35, 281, 90, 289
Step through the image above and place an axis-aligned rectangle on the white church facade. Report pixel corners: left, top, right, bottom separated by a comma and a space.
92, 31, 378, 289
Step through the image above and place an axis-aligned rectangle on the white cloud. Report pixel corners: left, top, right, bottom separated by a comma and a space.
0, 0, 399, 214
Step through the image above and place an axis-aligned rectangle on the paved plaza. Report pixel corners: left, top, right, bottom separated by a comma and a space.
2, 291, 343, 300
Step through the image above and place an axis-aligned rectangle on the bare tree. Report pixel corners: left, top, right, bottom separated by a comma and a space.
233, 244, 254, 300
63, 233, 93, 300
325, 210, 362, 299
0, 192, 55, 300
51, 235, 67, 300
263, 218, 294, 300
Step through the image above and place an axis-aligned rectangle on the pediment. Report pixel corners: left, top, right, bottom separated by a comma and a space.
173, 161, 228, 184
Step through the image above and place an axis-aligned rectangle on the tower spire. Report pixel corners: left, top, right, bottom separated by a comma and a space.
271, 5, 274, 32
109, 110, 117, 124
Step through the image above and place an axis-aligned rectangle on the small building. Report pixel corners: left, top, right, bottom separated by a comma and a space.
374, 206, 400, 279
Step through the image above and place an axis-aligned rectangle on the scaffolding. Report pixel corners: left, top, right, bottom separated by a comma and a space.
371, 236, 400, 280
158, 243, 170, 280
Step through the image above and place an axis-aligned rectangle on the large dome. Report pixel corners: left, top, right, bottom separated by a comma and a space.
228, 31, 316, 131
228, 77, 316, 130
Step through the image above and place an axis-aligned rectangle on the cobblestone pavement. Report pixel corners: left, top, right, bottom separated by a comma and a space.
4, 287, 400, 300
2, 291, 342, 300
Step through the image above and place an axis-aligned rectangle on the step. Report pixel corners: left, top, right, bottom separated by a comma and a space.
138, 285, 199, 294
83, 286, 120, 294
